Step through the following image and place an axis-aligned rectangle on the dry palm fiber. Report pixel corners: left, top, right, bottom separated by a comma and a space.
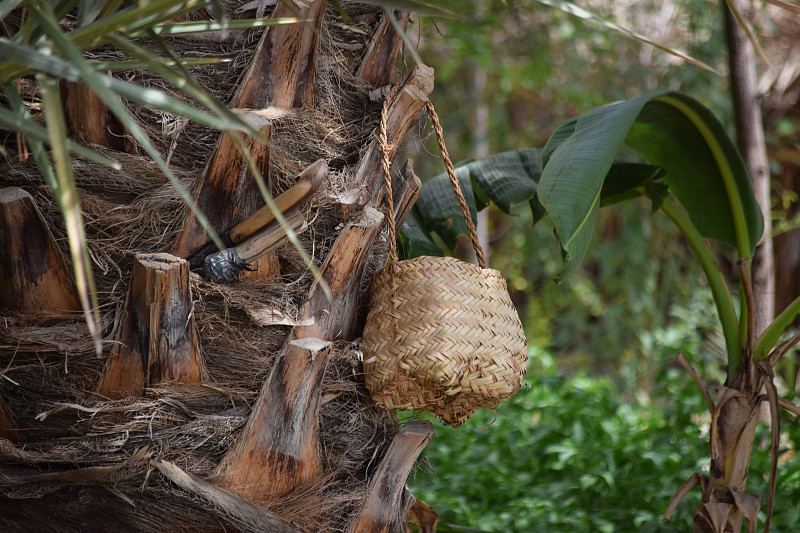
0, 4, 405, 531
361, 100, 528, 427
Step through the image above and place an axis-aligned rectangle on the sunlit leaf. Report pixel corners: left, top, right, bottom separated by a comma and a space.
134, 17, 302, 37
90, 56, 231, 71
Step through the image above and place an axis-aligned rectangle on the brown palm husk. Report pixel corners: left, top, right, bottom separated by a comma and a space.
0, 3, 403, 532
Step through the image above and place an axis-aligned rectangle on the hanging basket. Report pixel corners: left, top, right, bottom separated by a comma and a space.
361, 100, 528, 427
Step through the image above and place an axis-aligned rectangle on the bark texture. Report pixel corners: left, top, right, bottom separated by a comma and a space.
0, 187, 79, 314
724, 0, 774, 335
98, 253, 204, 399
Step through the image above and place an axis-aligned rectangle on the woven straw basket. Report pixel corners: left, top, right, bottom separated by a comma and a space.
361, 100, 528, 427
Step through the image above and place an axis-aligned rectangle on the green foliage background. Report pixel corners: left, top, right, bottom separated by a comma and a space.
409, 0, 734, 372
410, 345, 800, 532
405, 1, 800, 530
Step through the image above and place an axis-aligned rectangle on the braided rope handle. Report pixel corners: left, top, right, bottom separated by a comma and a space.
380, 95, 486, 269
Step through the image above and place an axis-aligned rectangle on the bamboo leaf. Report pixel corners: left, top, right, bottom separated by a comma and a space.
723, 0, 771, 68
0, 106, 119, 167
38, 74, 103, 356
135, 17, 302, 37
76, 0, 108, 27
67, 0, 205, 49
28, 0, 225, 252
537, 0, 717, 73
90, 56, 232, 72
384, 7, 423, 66
0, 37, 252, 134
0, 0, 23, 21
106, 33, 265, 141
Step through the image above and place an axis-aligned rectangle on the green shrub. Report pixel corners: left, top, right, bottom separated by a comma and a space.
408, 348, 800, 532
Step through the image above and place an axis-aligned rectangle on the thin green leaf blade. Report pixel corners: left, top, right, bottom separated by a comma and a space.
0, 0, 23, 21
137, 17, 302, 37
91, 56, 231, 72
537, 0, 717, 73
28, 0, 225, 252
38, 74, 103, 356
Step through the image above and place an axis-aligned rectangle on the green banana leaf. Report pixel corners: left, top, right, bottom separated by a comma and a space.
539, 90, 763, 281
404, 148, 663, 257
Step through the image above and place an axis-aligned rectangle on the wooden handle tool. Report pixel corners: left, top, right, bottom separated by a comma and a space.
204, 209, 307, 283
186, 159, 327, 270
229, 159, 327, 243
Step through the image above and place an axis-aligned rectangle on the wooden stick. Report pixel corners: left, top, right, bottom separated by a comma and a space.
356, 10, 410, 88
98, 253, 205, 399
229, 159, 326, 243
172, 0, 327, 279
185, 159, 325, 270
348, 421, 434, 533
204, 209, 307, 284
0, 187, 79, 313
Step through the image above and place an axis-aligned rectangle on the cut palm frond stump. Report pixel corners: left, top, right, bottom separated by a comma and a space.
0, 3, 448, 532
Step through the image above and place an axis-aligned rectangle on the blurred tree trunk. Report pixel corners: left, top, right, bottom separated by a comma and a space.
469, 0, 490, 263
724, 0, 774, 335
469, 59, 491, 263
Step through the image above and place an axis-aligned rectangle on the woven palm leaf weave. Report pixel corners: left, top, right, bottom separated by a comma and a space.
361, 256, 528, 426
361, 99, 527, 427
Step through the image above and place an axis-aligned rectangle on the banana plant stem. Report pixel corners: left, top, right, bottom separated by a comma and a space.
661, 197, 742, 375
